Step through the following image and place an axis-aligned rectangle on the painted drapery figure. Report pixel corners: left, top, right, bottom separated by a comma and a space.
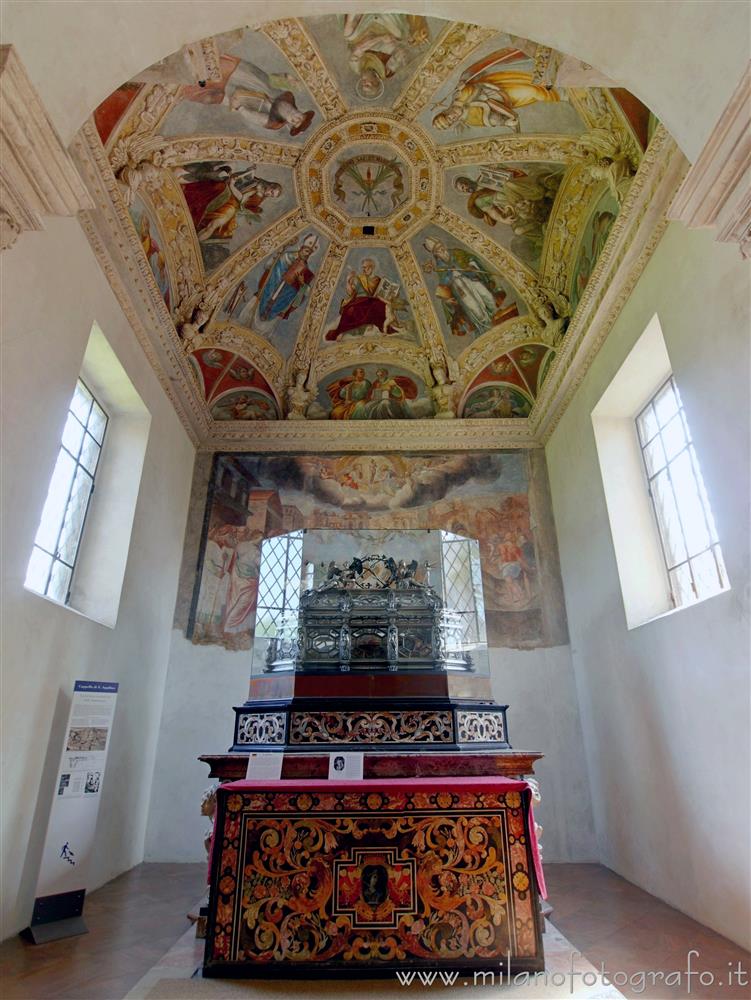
253, 233, 319, 325
422, 236, 518, 338
453, 168, 561, 246
432, 48, 560, 132
327, 367, 418, 419
182, 55, 315, 136
181, 163, 282, 241
342, 13, 429, 100
325, 259, 404, 340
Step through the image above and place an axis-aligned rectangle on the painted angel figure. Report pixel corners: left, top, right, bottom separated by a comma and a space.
180, 163, 283, 242
432, 48, 560, 133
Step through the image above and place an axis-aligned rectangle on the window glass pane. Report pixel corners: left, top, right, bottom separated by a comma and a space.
61, 412, 85, 458
651, 468, 687, 566
57, 467, 93, 565
661, 413, 687, 462
70, 382, 93, 426
669, 563, 695, 607
34, 449, 76, 552
712, 544, 728, 589
653, 380, 678, 427
636, 403, 659, 444
669, 450, 711, 555
688, 447, 719, 543
47, 560, 72, 604
691, 549, 723, 601
643, 435, 666, 477
25, 546, 52, 593
87, 401, 107, 443
79, 432, 101, 475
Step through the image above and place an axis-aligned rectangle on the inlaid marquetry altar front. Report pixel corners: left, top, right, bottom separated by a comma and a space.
204, 778, 544, 977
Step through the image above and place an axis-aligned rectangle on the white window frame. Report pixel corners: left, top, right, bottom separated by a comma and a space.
635, 375, 727, 610
25, 379, 108, 605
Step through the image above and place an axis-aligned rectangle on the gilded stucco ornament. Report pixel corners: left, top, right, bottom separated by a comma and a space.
71, 15, 685, 448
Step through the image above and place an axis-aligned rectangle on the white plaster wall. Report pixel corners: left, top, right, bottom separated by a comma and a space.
489, 646, 598, 863
145, 639, 597, 865
0, 219, 195, 938
2, 0, 748, 160
546, 224, 751, 949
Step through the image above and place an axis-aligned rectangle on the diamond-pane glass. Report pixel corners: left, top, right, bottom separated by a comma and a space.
255, 531, 303, 637
441, 536, 479, 643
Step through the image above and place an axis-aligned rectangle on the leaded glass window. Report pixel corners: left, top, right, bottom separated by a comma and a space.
440, 532, 486, 644
255, 530, 304, 638
636, 377, 728, 609
25, 380, 108, 604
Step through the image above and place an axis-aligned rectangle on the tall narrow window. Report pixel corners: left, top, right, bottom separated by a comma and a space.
254, 530, 304, 638
636, 376, 728, 609
25, 380, 108, 604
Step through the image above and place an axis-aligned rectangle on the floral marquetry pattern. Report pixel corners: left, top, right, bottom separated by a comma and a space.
236, 712, 287, 745
289, 710, 454, 744
79, 13, 680, 447
456, 711, 507, 743
205, 785, 543, 973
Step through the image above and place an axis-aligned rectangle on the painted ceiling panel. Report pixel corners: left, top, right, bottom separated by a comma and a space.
92, 12, 658, 426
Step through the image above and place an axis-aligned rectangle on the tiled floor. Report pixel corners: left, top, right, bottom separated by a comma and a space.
544, 864, 750, 999
0, 862, 748, 1000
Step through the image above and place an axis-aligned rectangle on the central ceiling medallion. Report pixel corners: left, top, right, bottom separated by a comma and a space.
299, 113, 436, 242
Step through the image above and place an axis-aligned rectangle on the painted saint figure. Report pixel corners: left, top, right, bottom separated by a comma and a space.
432, 48, 560, 132
181, 55, 315, 137
422, 236, 518, 338
342, 13, 429, 100
326, 367, 418, 419
241, 233, 319, 328
137, 212, 170, 308
181, 163, 282, 242
453, 168, 561, 246
325, 259, 405, 340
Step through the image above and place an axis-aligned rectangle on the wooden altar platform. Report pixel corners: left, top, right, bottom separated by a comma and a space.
203, 775, 545, 979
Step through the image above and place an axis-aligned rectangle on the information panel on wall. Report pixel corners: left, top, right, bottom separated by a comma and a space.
26, 680, 118, 942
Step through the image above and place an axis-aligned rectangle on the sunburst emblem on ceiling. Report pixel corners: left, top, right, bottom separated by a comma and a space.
84, 12, 666, 437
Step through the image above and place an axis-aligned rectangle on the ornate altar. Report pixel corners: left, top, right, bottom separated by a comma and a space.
204, 776, 545, 978
201, 529, 545, 976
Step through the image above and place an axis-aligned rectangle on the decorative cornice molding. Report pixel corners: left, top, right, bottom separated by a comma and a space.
205, 416, 540, 452
668, 62, 751, 258
0, 45, 93, 250
437, 134, 581, 168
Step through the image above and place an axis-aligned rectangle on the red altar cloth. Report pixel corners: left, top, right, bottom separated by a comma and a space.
219, 775, 546, 898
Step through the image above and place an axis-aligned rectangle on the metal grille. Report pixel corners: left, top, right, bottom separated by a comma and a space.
255, 531, 303, 637
25, 380, 108, 605
636, 376, 728, 609
440, 532, 486, 644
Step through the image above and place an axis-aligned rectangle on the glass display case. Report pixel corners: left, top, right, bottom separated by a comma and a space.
250, 528, 489, 679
